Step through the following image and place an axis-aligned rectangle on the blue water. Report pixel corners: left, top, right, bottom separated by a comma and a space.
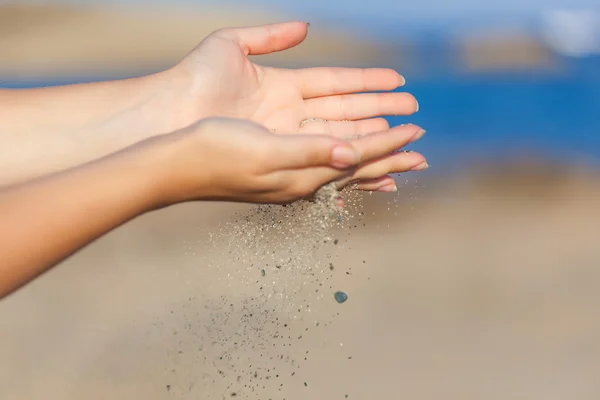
394, 73, 600, 168
2, 58, 599, 169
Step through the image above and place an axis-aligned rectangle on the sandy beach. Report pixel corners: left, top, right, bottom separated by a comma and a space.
1, 163, 599, 399
1, 4, 599, 399
0, 4, 399, 79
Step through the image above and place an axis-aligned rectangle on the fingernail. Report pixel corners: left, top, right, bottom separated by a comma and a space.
378, 184, 398, 192
415, 100, 419, 112
410, 161, 429, 171
331, 146, 360, 168
410, 129, 426, 142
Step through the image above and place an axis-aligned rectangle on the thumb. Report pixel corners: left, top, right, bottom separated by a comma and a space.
216, 21, 309, 55
270, 135, 361, 170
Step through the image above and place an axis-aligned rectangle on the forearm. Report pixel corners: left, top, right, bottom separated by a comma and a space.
0, 135, 170, 298
0, 69, 183, 185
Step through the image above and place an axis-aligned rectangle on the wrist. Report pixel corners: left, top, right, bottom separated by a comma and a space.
129, 69, 189, 136
132, 126, 210, 208
115, 132, 182, 211
139, 65, 207, 136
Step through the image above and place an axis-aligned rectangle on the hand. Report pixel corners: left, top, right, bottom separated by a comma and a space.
0, 21, 425, 189
0, 117, 423, 298
160, 22, 423, 191
156, 118, 426, 205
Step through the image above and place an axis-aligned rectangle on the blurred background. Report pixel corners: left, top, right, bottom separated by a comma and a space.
1, 1, 599, 399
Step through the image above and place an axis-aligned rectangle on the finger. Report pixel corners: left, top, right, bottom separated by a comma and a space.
278, 127, 425, 198
349, 124, 425, 163
290, 150, 425, 200
268, 135, 361, 170
288, 165, 354, 198
305, 92, 418, 121
298, 118, 390, 137
354, 176, 396, 191
215, 21, 308, 55
295, 67, 405, 98
348, 151, 427, 183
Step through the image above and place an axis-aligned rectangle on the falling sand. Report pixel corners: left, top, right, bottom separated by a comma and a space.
182, 182, 367, 398
4, 167, 600, 400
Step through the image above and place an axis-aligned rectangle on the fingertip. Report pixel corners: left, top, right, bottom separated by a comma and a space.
396, 72, 406, 87
410, 128, 426, 142
225, 21, 309, 55
378, 183, 398, 192
410, 161, 429, 171
402, 152, 428, 170
285, 20, 310, 30
382, 69, 405, 88
286, 20, 311, 32
356, 175, 395, 191
381, 69, 405, 89
404, 92, 418, 112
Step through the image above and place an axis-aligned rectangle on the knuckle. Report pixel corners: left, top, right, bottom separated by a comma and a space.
261, 171, 293, 194
255, 145, 272, 165
248, 141, 276, 175
360, 68, 368, 92
288, 182, 314, 199
339, 95, 354, 120
212, 28, 233, 38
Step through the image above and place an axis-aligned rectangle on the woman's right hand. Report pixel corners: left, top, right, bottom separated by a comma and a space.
152, 117, 427, 205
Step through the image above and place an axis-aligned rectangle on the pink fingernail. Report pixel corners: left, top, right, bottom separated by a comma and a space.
410, 129, 426, 142
410, 161, 429, 171
378, 184, 398, 192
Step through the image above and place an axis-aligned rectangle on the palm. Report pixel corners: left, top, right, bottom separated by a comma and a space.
178, 22, 419, 138
172, 21, 426, 193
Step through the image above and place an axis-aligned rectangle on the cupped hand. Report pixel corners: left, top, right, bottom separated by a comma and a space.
172, 21, 417, 135
158, 118, 426, 205
161, 21, 423, 191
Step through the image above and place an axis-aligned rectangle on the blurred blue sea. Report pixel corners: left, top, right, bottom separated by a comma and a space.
396, 60, 600, 169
